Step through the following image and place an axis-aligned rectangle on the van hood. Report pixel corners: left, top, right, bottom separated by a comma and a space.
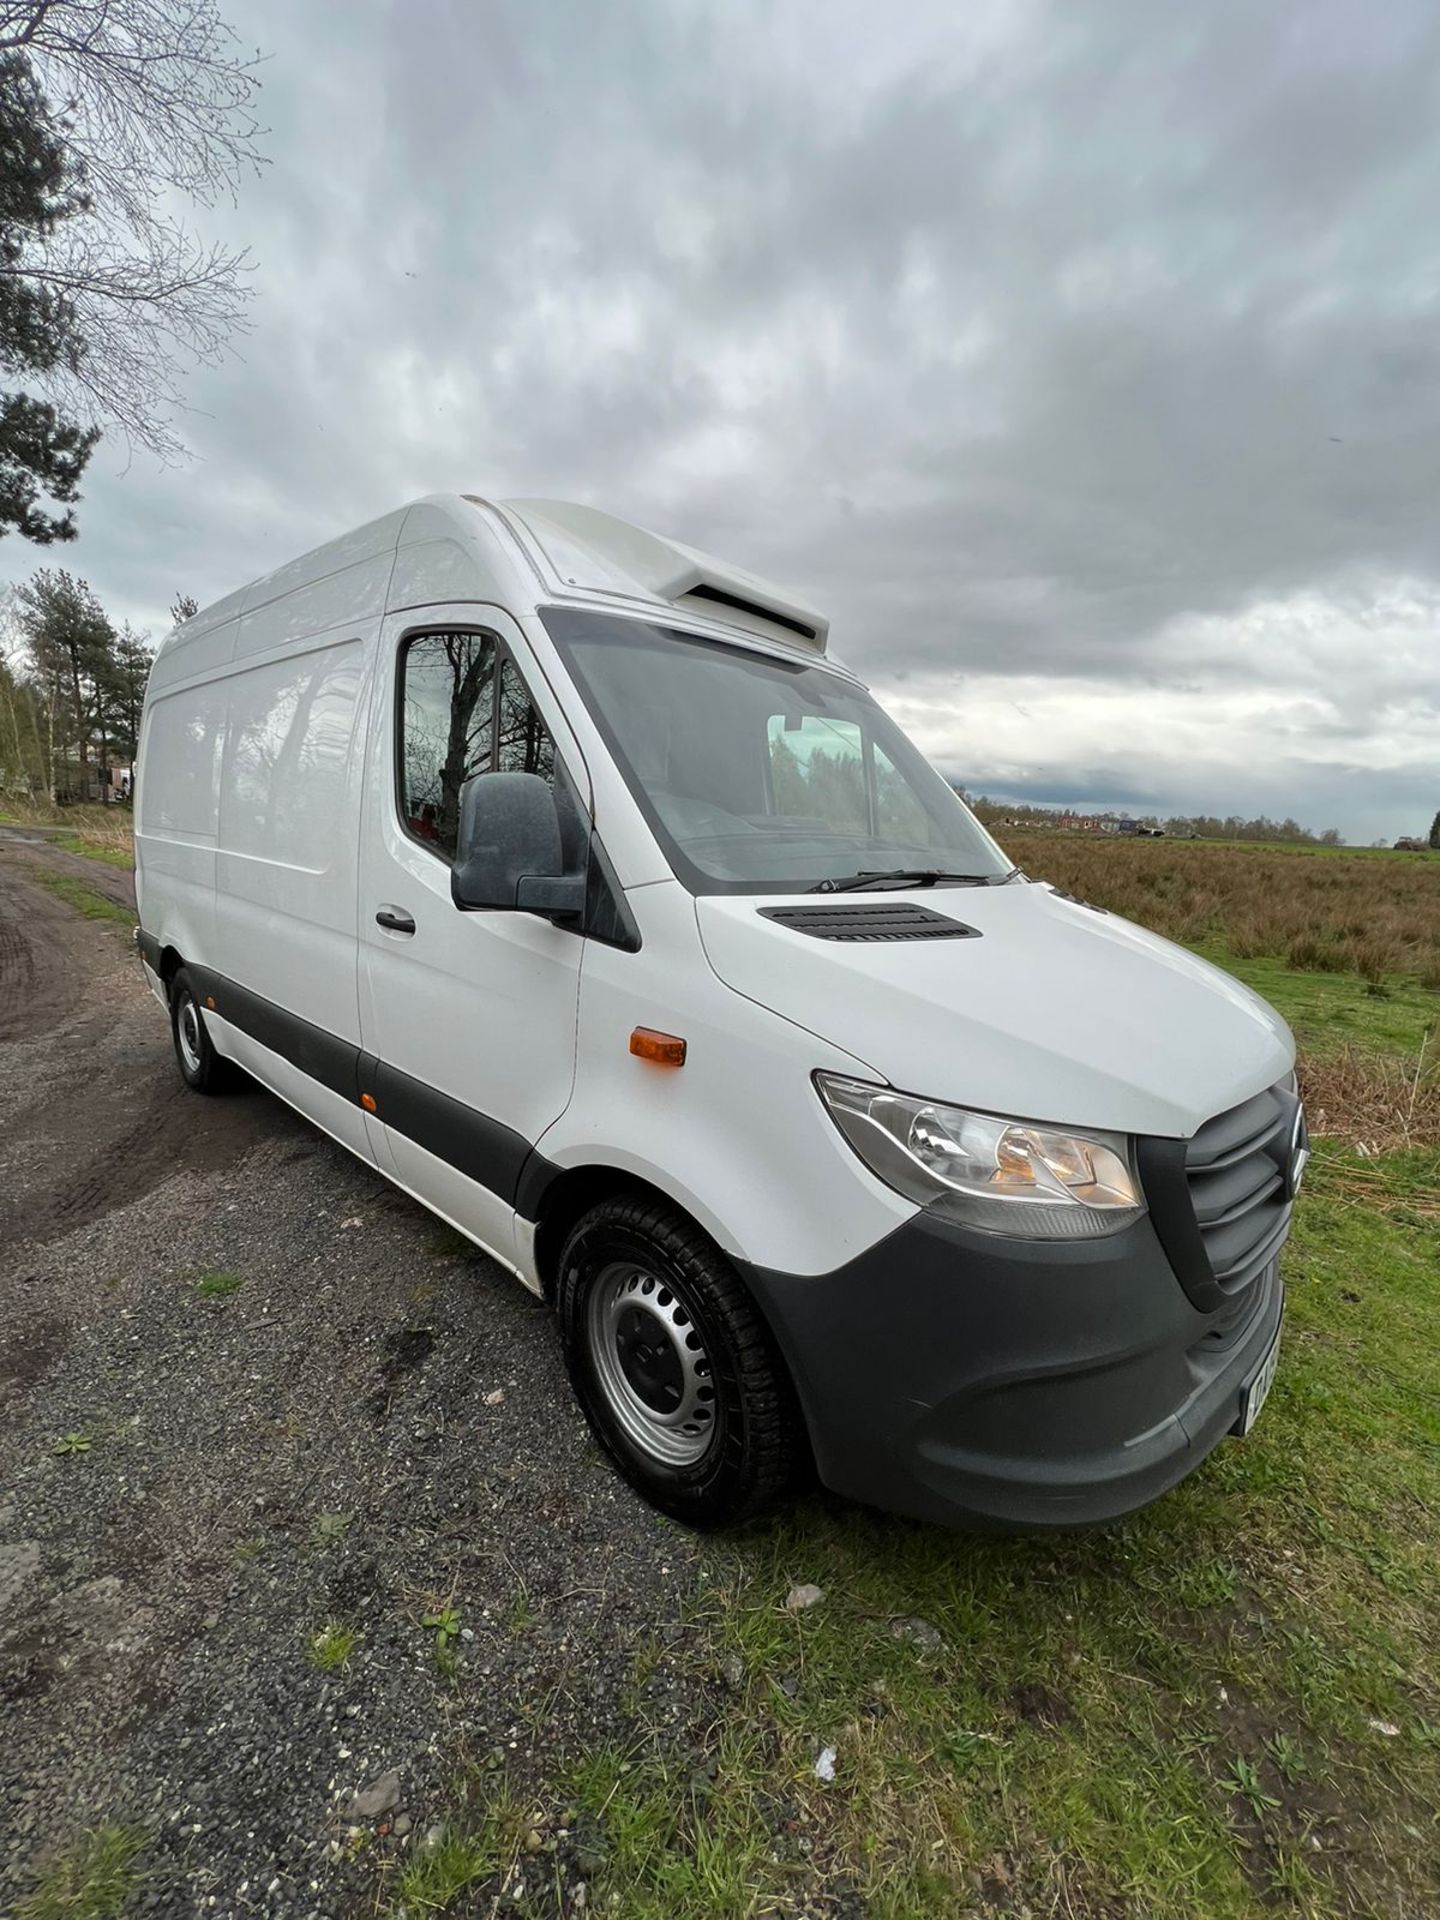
695, 882, 1294, 1140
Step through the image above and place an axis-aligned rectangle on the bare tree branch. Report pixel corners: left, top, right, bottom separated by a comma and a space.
1, 1, 266, 460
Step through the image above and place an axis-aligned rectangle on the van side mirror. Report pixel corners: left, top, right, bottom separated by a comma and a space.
450, 771, 586, 919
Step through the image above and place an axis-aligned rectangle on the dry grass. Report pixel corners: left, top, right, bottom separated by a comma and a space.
1299, 1037, 1440, 1154
1014, 835, 1440, 986
0, 798, 134, 863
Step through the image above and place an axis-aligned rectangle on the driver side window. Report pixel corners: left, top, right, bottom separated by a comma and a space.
399, 632, 565, 863
400, 632, 498, 860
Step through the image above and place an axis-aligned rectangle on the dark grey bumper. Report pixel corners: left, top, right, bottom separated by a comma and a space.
738, 1211, 1284, 1531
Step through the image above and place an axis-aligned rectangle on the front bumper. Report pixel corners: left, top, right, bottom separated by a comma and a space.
739, 1209, 1284, 1531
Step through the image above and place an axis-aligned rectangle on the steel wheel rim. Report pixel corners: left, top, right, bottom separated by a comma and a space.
586, 1261, 717, 1467
177, 995, 203, 1074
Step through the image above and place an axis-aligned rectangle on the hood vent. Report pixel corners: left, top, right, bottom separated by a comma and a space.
759, 903, 981, 943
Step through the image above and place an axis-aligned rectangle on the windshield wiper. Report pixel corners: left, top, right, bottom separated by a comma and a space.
808, 868, 999, 894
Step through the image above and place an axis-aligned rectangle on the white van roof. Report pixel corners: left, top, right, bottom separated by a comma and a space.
490, 498, 828, 649
150, 494, 829, 694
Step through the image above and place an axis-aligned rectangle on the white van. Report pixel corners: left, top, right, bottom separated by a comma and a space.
135, 496, 1305, 1530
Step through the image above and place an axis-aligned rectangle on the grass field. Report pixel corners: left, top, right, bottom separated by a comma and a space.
1016, 833, 1440, 990
392, 838, 1439, 1919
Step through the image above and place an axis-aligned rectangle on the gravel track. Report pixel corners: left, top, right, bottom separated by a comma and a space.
0, 842, 707, 1919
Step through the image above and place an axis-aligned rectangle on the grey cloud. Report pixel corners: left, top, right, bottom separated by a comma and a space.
4, 0, 1439, 840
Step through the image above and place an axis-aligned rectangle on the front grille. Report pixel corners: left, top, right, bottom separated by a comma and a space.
758, 903, 981, 942
1185, 1085, 1295, 1295
1138, 1078, 1304, 1315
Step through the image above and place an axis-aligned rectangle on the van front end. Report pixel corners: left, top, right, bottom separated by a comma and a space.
736, 1072, 1301, 1531
543, 594, 1307, 1530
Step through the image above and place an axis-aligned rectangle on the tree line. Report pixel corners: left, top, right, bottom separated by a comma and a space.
0, 572, 195, 804
965, 796, 1346, 846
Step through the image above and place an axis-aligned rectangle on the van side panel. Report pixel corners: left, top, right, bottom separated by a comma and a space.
213, 634, 370, 1055
135, 674, 229, 967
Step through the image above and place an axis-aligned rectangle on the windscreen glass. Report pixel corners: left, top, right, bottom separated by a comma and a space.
542, 609, 1009, 895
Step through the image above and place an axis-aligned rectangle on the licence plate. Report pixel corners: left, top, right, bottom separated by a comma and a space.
1237, 1326, 1281, 1436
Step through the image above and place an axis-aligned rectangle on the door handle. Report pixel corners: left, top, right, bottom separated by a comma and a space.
375, 907, 416, 935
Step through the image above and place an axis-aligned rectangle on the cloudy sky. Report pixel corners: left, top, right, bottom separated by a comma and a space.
6, 0, 1440, 842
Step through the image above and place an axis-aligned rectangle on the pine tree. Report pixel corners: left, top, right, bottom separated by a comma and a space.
100, 624, 153, 763
14, 569, 115, 799
0, 52, 98, 541
1429, 810, 1440, 851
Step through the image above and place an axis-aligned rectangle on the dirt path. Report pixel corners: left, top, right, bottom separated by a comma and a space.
0, 844, 288, 1252
0, 844, 704, 1919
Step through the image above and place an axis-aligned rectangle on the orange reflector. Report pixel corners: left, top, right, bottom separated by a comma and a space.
360, 1092, 378, 1114
205, 995, 216, 1010
630, 1026, 686, 1068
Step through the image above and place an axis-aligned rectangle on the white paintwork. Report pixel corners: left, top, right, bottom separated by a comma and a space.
541, 879, 916, 1275
137, 493, 1297, 1303
492, 498, 829, 652
695, 883, 1294, 1140
214, 634, 371, 1042
355, 604, 591, 1267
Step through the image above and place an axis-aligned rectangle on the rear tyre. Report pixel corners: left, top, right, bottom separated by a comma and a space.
169, 967, 239, 1094
557, 1195, 808, 1527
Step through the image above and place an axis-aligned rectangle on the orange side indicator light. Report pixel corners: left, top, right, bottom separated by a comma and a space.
360, 1092, 378, 1114
205, 995, 216, 1010
630, 1026, 687, 1068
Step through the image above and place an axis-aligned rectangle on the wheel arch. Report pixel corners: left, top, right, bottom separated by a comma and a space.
530, 1162, 694, 1305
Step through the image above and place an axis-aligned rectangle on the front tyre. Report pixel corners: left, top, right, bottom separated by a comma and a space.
169, 967, 239, 1094
557, 1196, 807, 1527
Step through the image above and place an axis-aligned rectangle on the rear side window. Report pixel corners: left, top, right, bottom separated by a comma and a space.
398, 631, 569, 862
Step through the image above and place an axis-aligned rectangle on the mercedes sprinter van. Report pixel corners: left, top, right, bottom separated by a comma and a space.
135, 497, 1305, 1530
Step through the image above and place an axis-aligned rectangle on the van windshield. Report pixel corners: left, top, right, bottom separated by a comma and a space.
542, 609, 1011, 895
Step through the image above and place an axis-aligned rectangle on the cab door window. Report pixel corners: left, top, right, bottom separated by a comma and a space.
399, 631, 574, 865
497, 658, 556, 781
399, 631, 497, 859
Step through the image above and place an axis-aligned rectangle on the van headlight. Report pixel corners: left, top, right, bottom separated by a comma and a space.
814, 1075, 1145, 1240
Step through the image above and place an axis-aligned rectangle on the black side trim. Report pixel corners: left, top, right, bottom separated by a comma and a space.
188, 965, 361, 1106
137, 927, 162, 973
684, 582, 818, 641
182, 965, 552, 1211
373, 1057, 532, 1203
514, 1147, 565, 1224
